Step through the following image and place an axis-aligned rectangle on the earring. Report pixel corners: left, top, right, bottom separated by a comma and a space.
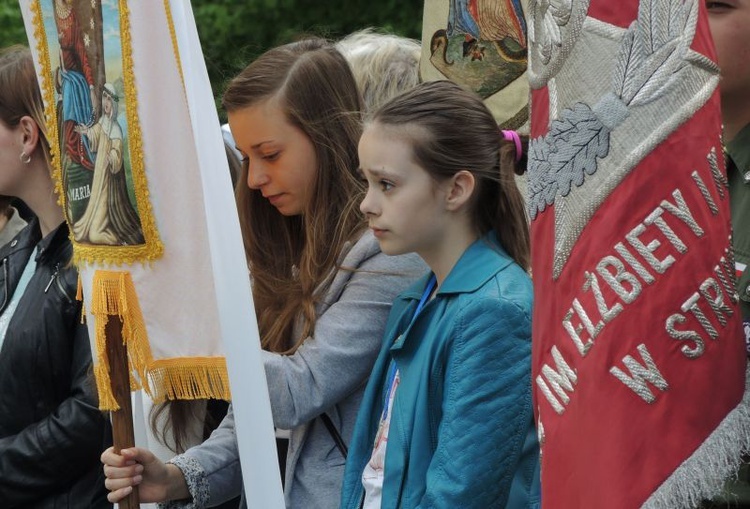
19, 151, 31, 164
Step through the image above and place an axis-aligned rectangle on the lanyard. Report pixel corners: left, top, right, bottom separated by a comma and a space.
413, 274, 437, 319
382, 275, 437, 416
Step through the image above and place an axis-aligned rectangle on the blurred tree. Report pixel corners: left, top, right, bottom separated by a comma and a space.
0, 0, 422, 119
193, 0, 422, 119
0, 1, 26, 48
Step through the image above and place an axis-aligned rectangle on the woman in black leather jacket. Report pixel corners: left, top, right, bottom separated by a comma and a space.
0, 46, 111, 508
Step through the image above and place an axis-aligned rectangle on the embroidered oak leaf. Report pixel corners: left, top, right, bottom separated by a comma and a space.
528, 103, 610, 218
528, 137, 554, 217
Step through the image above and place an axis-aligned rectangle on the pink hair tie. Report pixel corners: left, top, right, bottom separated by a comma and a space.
501, 130, 523, 163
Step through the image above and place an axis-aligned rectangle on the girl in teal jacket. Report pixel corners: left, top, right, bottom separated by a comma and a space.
342, 80, 540, 509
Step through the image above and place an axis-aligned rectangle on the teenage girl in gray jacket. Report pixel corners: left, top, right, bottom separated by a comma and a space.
101, 38, 424, 509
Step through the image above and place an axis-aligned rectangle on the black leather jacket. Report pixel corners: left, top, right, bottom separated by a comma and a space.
0, 220, 111, 508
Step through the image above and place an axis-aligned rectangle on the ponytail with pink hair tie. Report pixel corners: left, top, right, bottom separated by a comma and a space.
501, 129, 523, 163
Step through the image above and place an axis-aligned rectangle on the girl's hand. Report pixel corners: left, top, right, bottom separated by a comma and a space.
101, 446, 187, 503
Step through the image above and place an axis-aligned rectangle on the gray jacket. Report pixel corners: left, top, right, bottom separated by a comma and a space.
165, 231, 425, 508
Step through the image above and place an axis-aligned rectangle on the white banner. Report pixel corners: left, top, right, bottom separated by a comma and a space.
19, 0, 283, 505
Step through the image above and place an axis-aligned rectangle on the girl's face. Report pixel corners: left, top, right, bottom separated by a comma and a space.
228, 98, 318, 216
359, 123, 450, 257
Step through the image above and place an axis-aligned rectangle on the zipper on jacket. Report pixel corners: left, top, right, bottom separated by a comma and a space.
44, 262, 74, 305
55, 268, 74, 304
44, 263, 60, 293
0, 258, 8, 312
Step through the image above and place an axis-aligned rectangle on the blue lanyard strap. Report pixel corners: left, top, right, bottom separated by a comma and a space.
382, 275, 437, 414
413, 274, 437, 318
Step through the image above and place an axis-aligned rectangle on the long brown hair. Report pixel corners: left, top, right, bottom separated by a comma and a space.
223, 38, 365, 353
0, 45, 51, 165
370, 80, 530, 269
151, 39, 365, 452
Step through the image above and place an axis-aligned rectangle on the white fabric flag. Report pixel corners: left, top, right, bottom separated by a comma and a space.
19, 1, 283, 506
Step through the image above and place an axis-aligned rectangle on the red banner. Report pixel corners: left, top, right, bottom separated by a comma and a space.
528, 1, 748, 507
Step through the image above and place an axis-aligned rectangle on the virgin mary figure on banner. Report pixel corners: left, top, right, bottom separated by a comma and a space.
54, 0, 96, 158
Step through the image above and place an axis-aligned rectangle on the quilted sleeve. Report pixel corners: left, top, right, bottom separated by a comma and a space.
418, 296, 533, 508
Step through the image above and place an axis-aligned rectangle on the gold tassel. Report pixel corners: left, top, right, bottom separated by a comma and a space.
89, 270, 231, 411
94, 363, 119, 411
90, 270, 152, 410
92, 311, 119, 411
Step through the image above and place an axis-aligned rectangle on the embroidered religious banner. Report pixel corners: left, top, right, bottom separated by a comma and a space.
420, 0, 530, 129
35, 0, 158, 261
22, 0, 222, 408
20, 1, 284, 505
528, 0, 750, 507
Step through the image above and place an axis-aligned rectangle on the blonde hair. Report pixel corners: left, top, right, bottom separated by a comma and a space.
337, 28, 421, 113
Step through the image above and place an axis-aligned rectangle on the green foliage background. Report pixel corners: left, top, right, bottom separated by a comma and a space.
0, 0, 423, 118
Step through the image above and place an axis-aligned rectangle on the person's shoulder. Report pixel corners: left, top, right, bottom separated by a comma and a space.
0, 207, 28, 247
468, 263, 533, 320
344, 228, 380, 263
0, 219, 40, 259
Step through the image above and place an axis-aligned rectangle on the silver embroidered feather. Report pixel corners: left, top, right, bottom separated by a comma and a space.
528, 0, 699, 219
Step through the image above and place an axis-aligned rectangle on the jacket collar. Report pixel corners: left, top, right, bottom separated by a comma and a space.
727, 123, 750, 184
35, 220, 70, 265
0, 217, 41, 259
399, 232, 514, 301
1, 218, 70, 265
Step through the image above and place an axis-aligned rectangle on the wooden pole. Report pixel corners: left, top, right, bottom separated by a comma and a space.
106, 315, 140, 508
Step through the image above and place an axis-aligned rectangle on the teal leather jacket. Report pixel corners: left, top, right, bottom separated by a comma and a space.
340, 234, 541, 509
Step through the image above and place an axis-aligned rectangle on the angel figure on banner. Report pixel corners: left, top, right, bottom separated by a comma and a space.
73, 83, 144, 245
429, 0, 527, 99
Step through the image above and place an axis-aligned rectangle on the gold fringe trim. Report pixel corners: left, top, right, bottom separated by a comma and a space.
94, 363, 118, 411
147, 357, 231, 403
89, 270, 230, 411
30, 1, 63, 213
75, 274, 87, 321
90, 270, 151, 411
